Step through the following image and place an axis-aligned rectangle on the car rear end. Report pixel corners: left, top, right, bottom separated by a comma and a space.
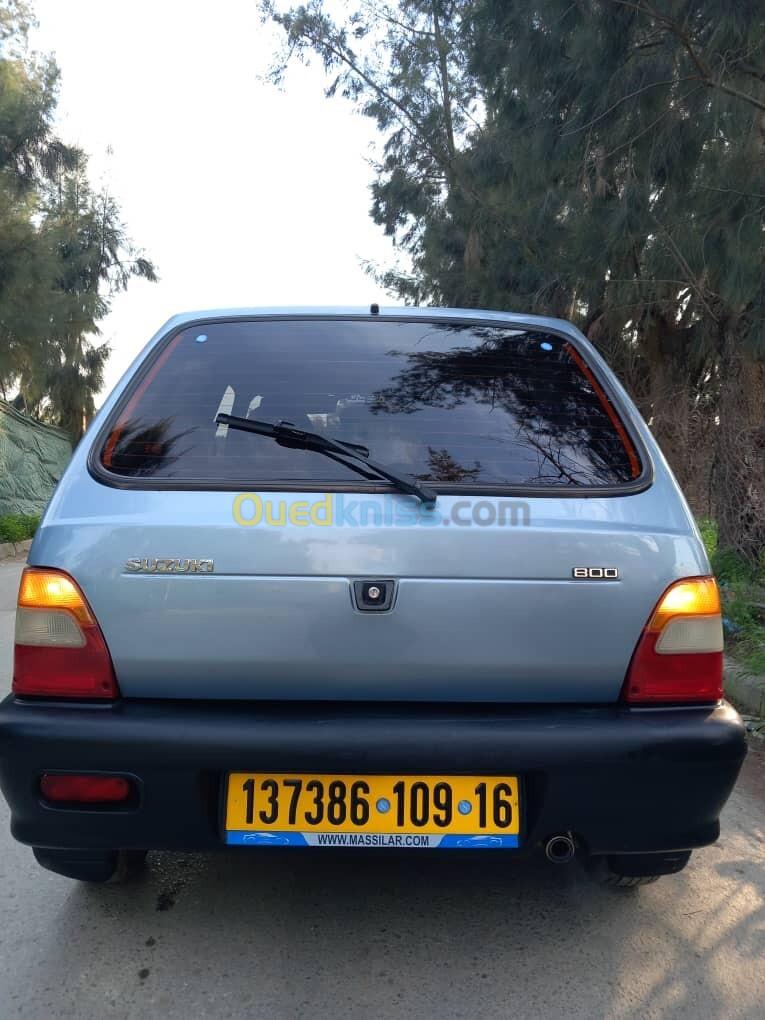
0, 308, 747, 883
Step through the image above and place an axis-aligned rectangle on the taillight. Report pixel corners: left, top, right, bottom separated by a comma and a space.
13, 568, 119, 698
622, 576, 724, 704
40, 774, 131, 803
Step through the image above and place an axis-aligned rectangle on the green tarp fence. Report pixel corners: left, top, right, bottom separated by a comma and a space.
0, 400, 72, 517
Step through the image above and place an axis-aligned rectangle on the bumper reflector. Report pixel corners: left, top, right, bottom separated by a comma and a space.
40, 774, 131, 803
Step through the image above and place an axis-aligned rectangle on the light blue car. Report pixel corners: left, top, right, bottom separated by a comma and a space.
0, 307, 746, 885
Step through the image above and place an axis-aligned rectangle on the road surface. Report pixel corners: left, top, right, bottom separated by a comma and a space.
0, 555, 763, 1019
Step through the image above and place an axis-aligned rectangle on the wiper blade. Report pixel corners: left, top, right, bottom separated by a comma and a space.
215, 413, 437, 505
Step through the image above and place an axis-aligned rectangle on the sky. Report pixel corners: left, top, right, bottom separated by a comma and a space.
31, 0, 399, 397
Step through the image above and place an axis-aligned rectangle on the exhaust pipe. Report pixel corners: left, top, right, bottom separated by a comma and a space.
545, 833, 576, 864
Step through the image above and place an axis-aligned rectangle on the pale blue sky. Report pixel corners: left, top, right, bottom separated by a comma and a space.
32, 0, 398, 396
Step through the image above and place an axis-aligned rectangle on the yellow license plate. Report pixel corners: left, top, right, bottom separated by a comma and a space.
225, 773, 520, 849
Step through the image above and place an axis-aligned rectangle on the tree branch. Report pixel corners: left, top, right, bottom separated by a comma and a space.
363, 3, 435, 39
605, 0, 765, 113
651, 214, 719, 324
561, 76, 696, 136
602, 85, 703, 158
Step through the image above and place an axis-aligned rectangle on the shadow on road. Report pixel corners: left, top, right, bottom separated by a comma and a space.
21, 841, 759, 1020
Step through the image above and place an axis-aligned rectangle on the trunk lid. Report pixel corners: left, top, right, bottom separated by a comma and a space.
31, 481, 707, 702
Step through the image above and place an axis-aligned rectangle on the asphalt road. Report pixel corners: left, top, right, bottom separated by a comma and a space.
0, 555, 763, 1019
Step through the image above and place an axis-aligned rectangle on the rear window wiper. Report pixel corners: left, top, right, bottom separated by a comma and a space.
215, 413, 437, 505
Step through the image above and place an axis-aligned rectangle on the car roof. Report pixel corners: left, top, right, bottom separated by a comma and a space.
158, 306, 581, 337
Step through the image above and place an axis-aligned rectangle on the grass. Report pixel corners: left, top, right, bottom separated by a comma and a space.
698, 518, 765, 676
0, 514, 40, 544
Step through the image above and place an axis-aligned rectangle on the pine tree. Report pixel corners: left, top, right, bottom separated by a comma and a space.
463, 0, 764, 560
264, 0, 764, 562
259, 0, 478, 300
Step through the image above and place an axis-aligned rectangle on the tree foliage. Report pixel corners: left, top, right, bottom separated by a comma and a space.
262, 0, 764, 562
0, 1, 156, 440
260, 0, 478, 301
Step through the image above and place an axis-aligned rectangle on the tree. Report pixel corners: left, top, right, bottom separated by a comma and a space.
0, 2, 75, 398
259, 0, 479, 301
28, 164, 157, 439
0, 1, 156, 440
263, 0, 764, 563
463, 0, 764, 559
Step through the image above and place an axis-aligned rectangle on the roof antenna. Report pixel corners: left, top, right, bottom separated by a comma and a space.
370, 303, 380, 315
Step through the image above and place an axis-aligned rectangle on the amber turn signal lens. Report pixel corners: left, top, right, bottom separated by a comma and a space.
18, 569, 94, 627
646, 577, 721, 633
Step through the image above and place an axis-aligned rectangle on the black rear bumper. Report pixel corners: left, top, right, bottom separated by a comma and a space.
0, 696, 747, 856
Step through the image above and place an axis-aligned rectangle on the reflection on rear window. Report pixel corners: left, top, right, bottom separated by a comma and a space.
100, 319, 641, 487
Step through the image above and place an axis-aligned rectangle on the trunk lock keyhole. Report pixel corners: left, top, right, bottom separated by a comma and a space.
353, 580, 395, 612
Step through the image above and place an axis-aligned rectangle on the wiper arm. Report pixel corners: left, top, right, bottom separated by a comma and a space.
215, 413, 437, 505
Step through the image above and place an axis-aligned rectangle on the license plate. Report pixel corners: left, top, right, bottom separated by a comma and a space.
225, 773, 520, 849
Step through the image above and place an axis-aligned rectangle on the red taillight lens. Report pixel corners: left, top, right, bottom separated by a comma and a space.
13, 568, 119, 699
40, 774, 131, 803
622, 576, 724, 704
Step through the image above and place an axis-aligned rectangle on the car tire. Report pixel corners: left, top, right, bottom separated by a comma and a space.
588, 850, 691, 887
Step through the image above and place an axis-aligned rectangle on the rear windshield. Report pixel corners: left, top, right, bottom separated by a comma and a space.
99, 319, 641, 488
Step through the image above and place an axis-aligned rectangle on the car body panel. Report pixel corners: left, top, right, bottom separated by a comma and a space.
29, 308, 709, 702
